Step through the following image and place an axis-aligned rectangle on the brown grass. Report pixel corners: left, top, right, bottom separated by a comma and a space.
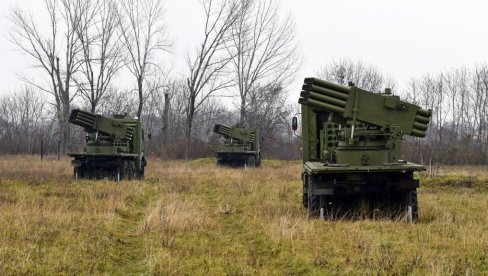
0, 156, 487, 274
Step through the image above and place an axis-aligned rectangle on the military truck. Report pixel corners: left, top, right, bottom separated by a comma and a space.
294, 78, 431, 222
68, 109, 147, 181
213, 124, 261, 167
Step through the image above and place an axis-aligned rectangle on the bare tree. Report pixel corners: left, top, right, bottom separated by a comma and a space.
75, 0, 124, 113
185, 0, 239, 157
8, 0, 84, 154
228, 0, 300, 124
318, 58, 385, 92
0, 87, 48, 154
246, 83, 289, 149
117, 0, 171, 118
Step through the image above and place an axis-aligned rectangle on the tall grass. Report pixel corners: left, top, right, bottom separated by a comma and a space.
0, 156, 487, 274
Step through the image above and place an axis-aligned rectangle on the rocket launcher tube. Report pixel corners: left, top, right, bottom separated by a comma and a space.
302, 84, 350, 101
415, 115, 430, 124
413, 122, 428, 131
411, 129, 426, 137
298, 97, 345, 114
417, 108, 431, 117
300, 91, 347, 107
304, 78, 351, 94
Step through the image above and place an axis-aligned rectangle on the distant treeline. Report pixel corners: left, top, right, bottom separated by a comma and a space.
0, 84, 299, 160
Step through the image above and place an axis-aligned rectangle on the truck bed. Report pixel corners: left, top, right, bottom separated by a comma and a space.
304, 161, 425, 174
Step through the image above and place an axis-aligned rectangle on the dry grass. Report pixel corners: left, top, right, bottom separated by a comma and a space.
0, 156, 488, 274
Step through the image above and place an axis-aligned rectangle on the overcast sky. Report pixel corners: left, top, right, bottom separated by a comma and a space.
1, 0, 488, 98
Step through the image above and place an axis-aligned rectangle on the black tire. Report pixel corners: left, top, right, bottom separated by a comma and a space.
74, 166, 86, 180
127, 160, 134, 180
120, 160, 128, 180
308, 175, 320, 218
247, 156, 256, 167
391, 189, 419, 223
74, 167, 79, 180
302, 174, 309, 208
406, 189, 419, 223
138, 165, 145, 180
115, 166, 121, 182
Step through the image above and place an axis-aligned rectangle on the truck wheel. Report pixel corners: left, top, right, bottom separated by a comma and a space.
302, 174, 309, 208
127, 161, 134, 180
138, 165, 145, 180
120, 161, 128, 180
74, 167, 85, 179
115, 166, 121, 182
308, 175, 320, 218
406, 190, 419, 223
247, 156, 256, 167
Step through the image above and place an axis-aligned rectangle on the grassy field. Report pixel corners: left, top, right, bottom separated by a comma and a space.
0, 156, 487, 274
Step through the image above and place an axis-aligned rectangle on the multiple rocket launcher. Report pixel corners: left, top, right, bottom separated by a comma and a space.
213, 124, 257, 146
68, 109, 146, 180
69, 109, 135, 142
213, 124, 261, 167
298, 78, 431, 138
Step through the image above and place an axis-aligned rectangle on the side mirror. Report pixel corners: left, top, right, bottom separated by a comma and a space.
292, 116, 298, 131
148, 131, 152, 140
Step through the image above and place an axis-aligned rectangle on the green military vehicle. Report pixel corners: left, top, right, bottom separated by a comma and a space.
68, 109, 147, 181
294, 78, 431, 222
213, 124, 261, 167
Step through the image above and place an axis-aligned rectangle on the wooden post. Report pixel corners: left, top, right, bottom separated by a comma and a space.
41, 139, 44, 161
57, 140, 61, 160
162, 91, 170, 157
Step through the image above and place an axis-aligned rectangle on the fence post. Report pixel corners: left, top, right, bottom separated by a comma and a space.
57, 140, 61, 160
41, 139, 44, 161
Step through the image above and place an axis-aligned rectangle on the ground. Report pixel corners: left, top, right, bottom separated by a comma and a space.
0, 156, 487, 274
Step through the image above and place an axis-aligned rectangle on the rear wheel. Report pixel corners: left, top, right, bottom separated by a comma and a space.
406, 190, 419, 223
390, 189, 419, 222
120, 160, 128, 180
246, 156, 256, 167
127, 160, 135, 180
307, 175, 320, 218
302, 174, 309, 208
74, 166, 85, 180
115, 166, 121, 182
138, 165, 145, 180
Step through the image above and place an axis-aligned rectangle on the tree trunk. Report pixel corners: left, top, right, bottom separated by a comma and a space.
240, 98, 246, 125
161, 92, 170, 156
186, 94, 195, 160
137, 76, 144, 119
